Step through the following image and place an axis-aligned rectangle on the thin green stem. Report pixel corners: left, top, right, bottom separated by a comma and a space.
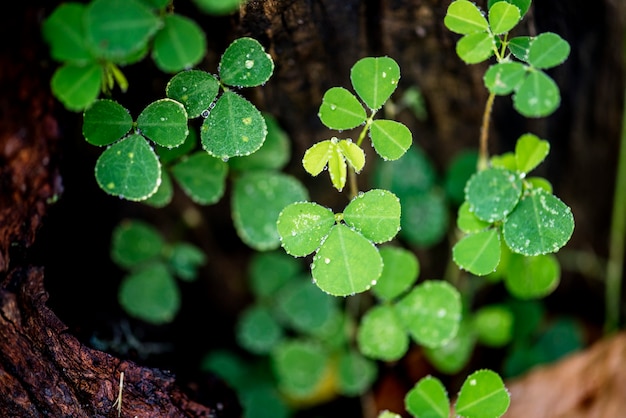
478, 92, 496, 171
348, 113, 375, 198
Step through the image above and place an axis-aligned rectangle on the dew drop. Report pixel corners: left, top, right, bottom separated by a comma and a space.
330, 104, 337, 110
324, 257, 330, 264
244, 59, 254, 69
470, 379, 477, 386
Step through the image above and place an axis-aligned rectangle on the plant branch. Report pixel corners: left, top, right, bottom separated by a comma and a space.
478, 92, 496, 171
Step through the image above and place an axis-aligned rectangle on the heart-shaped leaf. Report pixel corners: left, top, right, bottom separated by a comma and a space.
369, 119, 412, 161
166, 70, 219, 118
456, 32, 495, 64
405, 376, 450, 418
513, 70, 560, 118
170, 151, 227, 205
357, 305, 409, 361
465, 167, 523, 222
83, 99, 133, 146
455, 369, 510, 418
444, 0, 489, 34
488, 1, 521, 34
219, 37, 274, 87
277, 202, 335, 257
453, 229, 501, 276
137, 98, 189, 148
343, 189, 401, 243
318, 87, 367, 130
350, 56, 400, 110
515, 133, 550, 174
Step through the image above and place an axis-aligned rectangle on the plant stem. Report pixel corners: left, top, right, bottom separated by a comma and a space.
478, 92, 496, 171
605, 71, 626, 334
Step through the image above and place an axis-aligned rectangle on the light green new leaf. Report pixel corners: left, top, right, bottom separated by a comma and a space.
504, 253, 560, 299
394, 280, 462, 348
166, 70, 219, 118
357, 305, 409, 361
515, 133, 550, 174
318, 87, 367, 130
328, 144, 348, 191
83, 99, 133, 146
95, 134, 161, 200
488, 0, 531, 17
488, 1, 521, 34
369, 119, 413, 161
303, 140, 333, 176
405, 376, 450, 418
513, 70, 560, 118
337, 139, 366, 173
527, 32, 571, 70
503, 188, 574, 255
232, 171, 309, 251
137, 98, 189, 148
201, 91, 267, 159
277, 202, 335, 257
350, 56, 400, 110
219, 37, 274, 87
444, 0, 489, 34
457, 201, 491, 234
311, 224, 383, 296
455, 369, 510, 418
42, 3, 92, 63
152, 14, 206, 73
490, 152, 517, 171
483, 62, 527, 95
343, 189, 401, 243
453, 229, 501, 276
456, 32, 495, 64
170, 151, 227, 205
51, 63, 103, 112
465, 167, 523, 222
371, 246, 419, 301
378, 411, 402, 418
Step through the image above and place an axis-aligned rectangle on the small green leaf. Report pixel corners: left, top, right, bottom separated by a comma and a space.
527, 32, 571, 70
503, 188, 574, 255
453, 229, 501, 276
192, 0, 245, 15
444, 0, 489, 34
369, 119, 413, 161
508, 36, 531, 62
167, 242, 206, 281
526, 176, 553, 193
95, 134, 161, 200
350, 56, 400, 110
337, 350, 378, 396
513, 70, 560, 117
232, 171, 309, 251
457, 201, 491, 234
272, 340, 329, 399
51, 63, 103, 112
276, 278, 337, 335
277, 202, 335, 257
405, 376, 450, 418
236, 304, 284, 354
119, 262, 180, 325
248, 250, 300, 298
394, 280, 462, 348
456, 32, 495, 64
343, 189, 401, 244
488, 0, 531, 17
219, 37, 274, 87
490, 151, 517, 171
357, 305, 409, 361
318, 87, 367, 130
488, 1, 521, 34
111, 219, 164, 269
473, 305, 514, 347
311, 224, 382, 296
82, 99, 133, 146
515, 133, 550, 174
42, 3, 92, 63
483, 62, 527, 95
337, 139, 366, 173
166, 70, 220, 118
400, 190, 449, 248
423, 319, 476, 374
465, 167, 522, 222
455, 369, 510, 418
504, 253, 560, 299
371, 246, 420, 301
328, 143, 348, 191
137, 98, 189, 148
303, 140, 333, 176
152, 14, 206, 73
201, 91, 267, 159
170, 151, 228, 204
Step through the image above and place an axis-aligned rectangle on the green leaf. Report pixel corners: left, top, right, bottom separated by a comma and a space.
343, 189, 401, 244
488, 1, 521, 34
454, 369, 510, 418
137, 98, 189, 148
328, 142, 348, 191
170, 151, 228, 204
276, 202, 335, 257
527, 32, 571, 70
508, 36, 531, 62
350, 56, 401, 110
456, 32, 495, 64
82, 99, 133, 146
504, 253, 560, 299
527, 176, 553, 194
272, 340, 329, 399
201, 91, 267, 159
404, 376, 450, 418
453, 229, 501, 276
503, 188, 574, 255
118, 262, 180, 325
490, 151, 517, 171
152, 14, 206, 73
191, 0, 245, 15
84, 0, 161, 61
488, 0, 531, 17
444, 0, 489, 34
248, 250, 301, 298
51, 62, 103, 112
311, 224, 383, 296
473, 305, 514, 347
400, 190, 449, 248
111, 219, 164, 269
371, 246, 420, 301
219, 37, 274, 87
166, 70, 220, 118
236, 304, 284, 354
42, 3, 92, 63
166, 242, 206, 281
357, 305, 409, 361
369, 119, 413, 161
423, 319, 476, 374
232, 171, 309, 251
318, 87, 367, 130
303, 139, 333, 176
457, 201, 491, 234
276, 278, 337, 335
337, 350, 378, 396
483, 62, 527, 95
394, 280, 462, 348
513, 70, 560, 118
465, 167, 523, 222
95, 134, 161, 200
515, 133, 550, 174
337, 139, 366, 173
